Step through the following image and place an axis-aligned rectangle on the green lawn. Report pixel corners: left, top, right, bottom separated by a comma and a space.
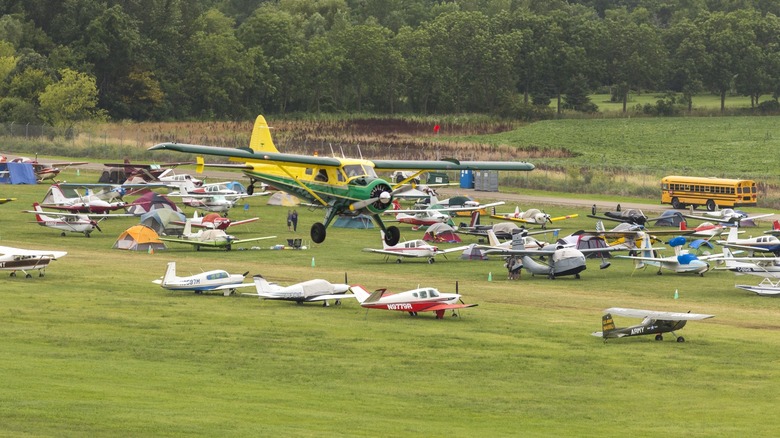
0, 169, 778, 436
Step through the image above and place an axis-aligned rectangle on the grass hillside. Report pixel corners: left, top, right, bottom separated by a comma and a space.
0, 170, 778, 436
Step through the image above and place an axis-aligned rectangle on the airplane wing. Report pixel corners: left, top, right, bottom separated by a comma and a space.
0, 245, 67, 259
422, 303, 478, 312
232, 236, 277, 245
0, 198, 17, 204
303, 294, 358, 302
391, 201, 505, 214
719, 242, 776, 253
605, 307, 714, 320
212, 283, 256, 291
158, 238, 220, 248
227, 217, 260, 227
149, 143, 535, 171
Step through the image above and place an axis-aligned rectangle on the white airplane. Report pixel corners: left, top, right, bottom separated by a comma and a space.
489, 206, 578, 228
160, 220, 275, 251
683, 206, 773, 227
350, 284, 477, 319
717, 226, 780, 256
717, 247, 780, 279
734, 278, 780, 297
363, 231, 468, 263
40, 184, 128, 214
242, 275, 353, 306
24, 203, 104, 237
0, 245, 67, 278
615, 234, 716, 276
172, 211, 259, 231
152, 261, 253, 296
387, 201, 505, 230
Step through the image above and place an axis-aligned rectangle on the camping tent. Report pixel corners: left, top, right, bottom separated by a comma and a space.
333, 214, 373, 229
113, 225, 167, 251
140, 209, 186, 235
654, 210, 686, 227
460, 244, 488, 260
266, 192, 300, 207
127, 192, 181, 216
423, 223, 462, 243
0, 162, 36, 184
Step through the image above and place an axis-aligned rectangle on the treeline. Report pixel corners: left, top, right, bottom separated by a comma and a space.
2, 0, 780, 124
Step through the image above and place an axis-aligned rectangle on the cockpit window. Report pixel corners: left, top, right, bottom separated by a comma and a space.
429, 289, 439, 297
419, 290, 428, 298
343, 164, 377, 179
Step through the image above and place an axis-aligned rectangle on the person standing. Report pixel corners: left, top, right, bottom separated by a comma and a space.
291, 209, 298, 232
287, 210, 293, 231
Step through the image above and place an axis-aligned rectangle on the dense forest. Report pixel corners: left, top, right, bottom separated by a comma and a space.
1, 0, 780, 124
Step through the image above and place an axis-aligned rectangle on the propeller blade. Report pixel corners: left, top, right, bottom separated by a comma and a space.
242, 271, 250, 277
92, 221, 103, 232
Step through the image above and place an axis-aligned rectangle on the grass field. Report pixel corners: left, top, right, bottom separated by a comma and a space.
1, 168, 778, 436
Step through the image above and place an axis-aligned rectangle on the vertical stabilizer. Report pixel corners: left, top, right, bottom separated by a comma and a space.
350, 285, 371, 303
601, 313, 615, 337
252, 275, 272, 296
161, 261, 177, 286
31, 202, 47, 223
469, 210, 480, 227
248, 115, 279, 153
487, 229, 501, 248
726, 226, 739, 243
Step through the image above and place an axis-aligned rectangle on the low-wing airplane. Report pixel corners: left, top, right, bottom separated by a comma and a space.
387, 200, 504, 230
683, 205, 773, 227
717, 247, 780, 279
350, 283, 477, 319
489, 206, 578, 228
592, 307, 714, 342
363, 231, 468, 263
149, 115, 534, 246
160, 220, 275, 251
734, 278, 780, 296
587, 208, 664, 227
152, 261, 253, 296
39, 184, 129, 214
718, 226, 780, 256
172, 211, 259, 230
9, 156, 88, 181
0, 245, 67, 278
24, 202, 104, 237
242, 275, 352, 306
615, 235, 715, 276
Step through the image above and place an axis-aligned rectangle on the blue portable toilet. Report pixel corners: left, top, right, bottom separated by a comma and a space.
460, 170, 474, 189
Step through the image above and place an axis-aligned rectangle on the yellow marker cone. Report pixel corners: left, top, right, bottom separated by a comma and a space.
488, 272, 492, 281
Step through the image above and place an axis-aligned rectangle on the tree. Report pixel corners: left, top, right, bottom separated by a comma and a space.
38, 68, 101, 126
700, 11, 752, 112
665, 18, 708, 111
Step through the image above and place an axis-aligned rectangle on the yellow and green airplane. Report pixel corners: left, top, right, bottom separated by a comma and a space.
149, 115, 534, 245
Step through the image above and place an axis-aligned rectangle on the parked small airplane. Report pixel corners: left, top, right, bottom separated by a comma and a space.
717, 247, 780, 279
592, 307, 714, 342
363, 231, 468, 263
387, 200, 505, 230
0, 245, 67, 278
490, 206, 577, 228
587, 208, 663, 227
24, 203, 105, 237
734, 278, 780, 296
615, 235, 715, 276
160, 220, 275, 251
484, 230, 623, 279
149, 114, 534, 246
242, 275, 352, 306
718, 226, 780, 256
103, 160, 193, 183
350, 283, 477, 318
40, 184, 129, 214
10, 156, 88, 181
172, 211, 259, 230
683, 205, 773, 227
152, 261, 253, 296
764, 220, 780, 236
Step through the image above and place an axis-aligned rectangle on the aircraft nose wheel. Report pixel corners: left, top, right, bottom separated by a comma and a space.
427, 258, 435, 264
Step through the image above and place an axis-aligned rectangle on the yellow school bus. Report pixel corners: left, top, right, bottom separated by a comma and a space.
661, 176, 757, 210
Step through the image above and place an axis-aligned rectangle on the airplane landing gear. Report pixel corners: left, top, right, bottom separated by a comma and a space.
655, 334, 663, 341
311, 222, 326, 244
676, 336, 685, 342
383, 226, 400, 246
61, 232, 66, 237
427, 258, 435, 264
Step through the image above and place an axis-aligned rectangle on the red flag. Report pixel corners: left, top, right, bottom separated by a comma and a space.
433, 124, 440, 133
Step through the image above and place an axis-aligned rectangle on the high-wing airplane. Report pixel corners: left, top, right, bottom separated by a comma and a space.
0, 245, 67, 278
160, 220, 275, 251
587, 208, 664, 227
490, 206, 578, 228
242, 275, 353, 306
615, 235, 716, 276
9, 157, 88, 181
682, 206, 773, 227
734, 278, 780, 296
483, 230, 623, 279
387, 201, 504, 230
24, 202, 105, 237
350, 283, 476, 318
148, 115, 534, 246
592, 307, 714, 342
172, 211, 259, 230
718, 226, 780, 256
103, 160, 193, 184
363, 232, 468, 263
152, 261, 254, 296
717, 247, 780, 280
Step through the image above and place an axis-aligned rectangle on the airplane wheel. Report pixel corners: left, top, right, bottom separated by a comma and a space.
677, 336, 685, 342
548, 273, 555, 280
427, 258, 435, 264
311, 223, 326, 244
196, 246, 201, 251
655, 334, 663, 341
226, 245, 232, 251
671, 197, 682, 209
26, 273, 32, 278
396, 259, 402, 264
656, 271, 663, 275
706, 200, 716, 211
85, 232, 91, 238
61, 232, 66, 237
247, 184, 254, 195
575, 273, 581, 279
384, 226, 400, 246
10, 272, 16, 277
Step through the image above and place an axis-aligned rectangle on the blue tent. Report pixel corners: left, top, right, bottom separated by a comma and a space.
0, 162, 36, 184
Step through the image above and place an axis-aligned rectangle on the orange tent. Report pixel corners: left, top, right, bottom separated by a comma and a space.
113, 225, 167, 251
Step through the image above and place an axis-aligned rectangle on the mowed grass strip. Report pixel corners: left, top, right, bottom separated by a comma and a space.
0, 170, 778, 436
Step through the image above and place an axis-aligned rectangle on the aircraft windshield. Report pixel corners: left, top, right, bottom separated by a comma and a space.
428, 289, 439, 297
343, 164, 376, 179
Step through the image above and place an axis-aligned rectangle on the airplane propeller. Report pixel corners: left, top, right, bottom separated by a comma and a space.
90, 220, 102, 232
242, 271, 250, 277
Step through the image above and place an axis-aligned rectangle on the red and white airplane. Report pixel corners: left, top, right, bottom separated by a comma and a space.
40, 184, 129, 214
363, 231, 467, 263
24, 203, 104, 237
350, 284, 477, 319
173, 212, 259, 230
9, 157, 88, 182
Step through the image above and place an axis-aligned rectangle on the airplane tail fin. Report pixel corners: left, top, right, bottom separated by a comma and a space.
726, 226, 739, 243
49, 185, 69, 204
252, 275, 272, 296
31, 202, 46, 223
774, 220, 780, 231
595, 220, 605, 233
350, 285, 371, 303
161, 261, 177, 286
486, 229, 501, 247
601, 313, 616, 337
248, 115, 279, 153
470, 210, 480, 227
183, 220, 193, 236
